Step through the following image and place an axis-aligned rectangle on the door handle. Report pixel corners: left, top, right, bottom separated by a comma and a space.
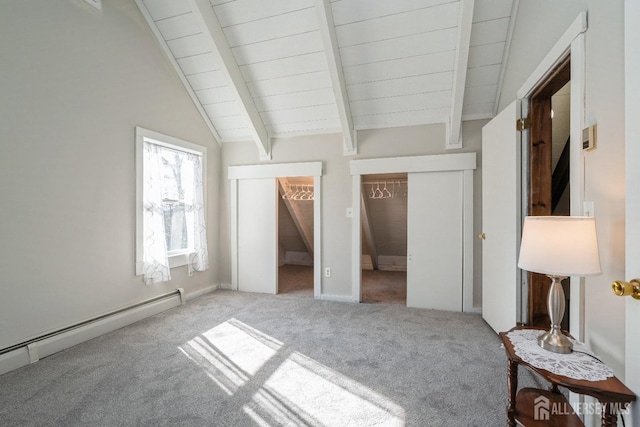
478, 233, 486, 240
612, 279, 640, 300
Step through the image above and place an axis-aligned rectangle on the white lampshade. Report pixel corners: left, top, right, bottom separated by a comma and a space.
518, 216, 601, 276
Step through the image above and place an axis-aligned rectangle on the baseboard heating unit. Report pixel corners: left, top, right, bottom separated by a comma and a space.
0, 288, 185, 376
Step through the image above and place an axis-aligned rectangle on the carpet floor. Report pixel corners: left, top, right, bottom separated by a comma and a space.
0, 289, 540, 426
278, 265, 407, 305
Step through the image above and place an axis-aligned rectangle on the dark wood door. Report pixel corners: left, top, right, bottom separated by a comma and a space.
527, 57, 571, 328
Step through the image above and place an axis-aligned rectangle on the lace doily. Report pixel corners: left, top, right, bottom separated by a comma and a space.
507, 329, 614, 381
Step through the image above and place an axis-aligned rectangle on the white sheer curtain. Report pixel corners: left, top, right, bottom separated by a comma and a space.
187, 152, 209, 272
142, 142, 171, 285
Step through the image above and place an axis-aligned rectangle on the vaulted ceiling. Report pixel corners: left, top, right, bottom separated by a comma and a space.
136, 0, 516, 158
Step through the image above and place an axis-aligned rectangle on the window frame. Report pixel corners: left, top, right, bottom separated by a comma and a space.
135, 126, 207, 275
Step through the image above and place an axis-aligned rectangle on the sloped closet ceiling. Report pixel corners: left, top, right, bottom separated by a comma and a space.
277, 177, 315, 258
137, 0, 515, 146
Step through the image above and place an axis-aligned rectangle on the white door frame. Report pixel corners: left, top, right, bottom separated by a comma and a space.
516, 11, 587, 337
624, 0, 640, 422
350, 153, 477, 311
228, 162, 323, 297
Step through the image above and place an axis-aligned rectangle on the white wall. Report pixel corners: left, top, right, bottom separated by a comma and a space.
220, 121, 484, 303
0, 0, 220, 350
498, 1, 627, 376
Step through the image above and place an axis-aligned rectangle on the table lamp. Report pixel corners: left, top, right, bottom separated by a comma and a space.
517, 216, 601, 353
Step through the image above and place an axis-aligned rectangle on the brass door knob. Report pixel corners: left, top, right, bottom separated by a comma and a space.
478, 233, 486, 240
612, 279, 640, 300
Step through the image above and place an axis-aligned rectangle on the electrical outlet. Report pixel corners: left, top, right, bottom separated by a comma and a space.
583, 201, 594, 217
324, 268, 331, 278
346, 208, 353, 218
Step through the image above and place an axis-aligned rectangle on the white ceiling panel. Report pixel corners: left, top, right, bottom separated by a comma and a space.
213, 0, 314, 28
195, 86, 237, 104
222, 7, 318, 48
213, 115, 249, 131
463, 85, 498, 105
142, 0, 190, 21
473, 0, 513, 23
167, 33, 210, 59
339, 28, 457, 67
254, 88, 337, 112
462, 0, 514, 119
331, 0, 456, 26
137, 0, 516, 151
204, 101, 244, 119
467, 43, 505, 68
465, 64, 501, 87
155, 12, 199, 40
347, 72, 454, 102
260, 104, 339, 126
186, 69, 227, 91
354, 108, 451, 130
343, 50, 456, 84
351, 91, 452, 117
231, 31, 324, 66
176, 52, 219, 75
469, 17, 510, 47
267, 119, 342, 136
247, 71, 332, 97
334, 2, 459, 47
239, 52, 328, 82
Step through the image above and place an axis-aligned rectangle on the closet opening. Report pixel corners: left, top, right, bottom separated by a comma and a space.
277, 177, 314, 297
360, 173, 408, 304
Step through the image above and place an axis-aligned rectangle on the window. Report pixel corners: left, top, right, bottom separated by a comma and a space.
161, 146, 194, 255
135, 127, 208, 285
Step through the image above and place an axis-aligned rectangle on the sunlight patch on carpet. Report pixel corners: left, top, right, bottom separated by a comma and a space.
178, 318, 282, 395
180, 318, 404, 425
243, 352, 405, 426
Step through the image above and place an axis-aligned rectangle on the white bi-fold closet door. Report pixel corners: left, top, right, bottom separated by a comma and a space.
407, 170, 463, 311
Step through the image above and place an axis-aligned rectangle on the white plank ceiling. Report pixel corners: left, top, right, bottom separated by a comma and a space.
136, 0, 516, 156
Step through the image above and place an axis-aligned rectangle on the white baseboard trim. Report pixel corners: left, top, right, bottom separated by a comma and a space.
317, 294, 358, 303
186, 284, 218, 301
219, 283, 233, 290
0, 291, 182, 376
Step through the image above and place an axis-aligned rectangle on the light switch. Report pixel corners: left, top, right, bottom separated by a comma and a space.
346, 208, 353, 218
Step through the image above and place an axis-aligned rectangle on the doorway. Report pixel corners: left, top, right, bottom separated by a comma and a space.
360, 173, 407, 305
481, 12, 586, 335
277, 177, 314, 297
527, 56, 571, 328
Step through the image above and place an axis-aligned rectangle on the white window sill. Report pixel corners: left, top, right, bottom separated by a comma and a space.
168, 252, 193, 269
135, 252, 194, 276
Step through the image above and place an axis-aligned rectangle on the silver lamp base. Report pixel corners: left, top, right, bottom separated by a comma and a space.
538, 275, 573, 354
538, 327, 573, 354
